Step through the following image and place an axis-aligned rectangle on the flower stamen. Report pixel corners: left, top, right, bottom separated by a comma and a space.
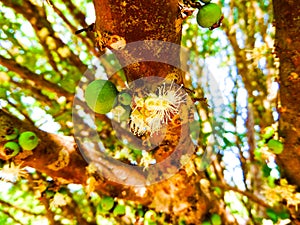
129, 81, 187, 136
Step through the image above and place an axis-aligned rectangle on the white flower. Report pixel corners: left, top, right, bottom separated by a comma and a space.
146, 115, 163, 134
0, 162, 28, 182
140, 151, 156, 169
129, 81, 187, 136
144, 95, 175, 123
149, 82, 186, 122
130, 109, 149, 136
50, 192, 68, 208
158, 82, 187, 106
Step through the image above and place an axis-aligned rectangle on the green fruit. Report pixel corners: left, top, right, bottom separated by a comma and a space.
118, 92, 132, 106
144, 210, 157, 222
266, 208, 278, 223
197, 3, 222, 28
211, 214, 222, 225
262, 126, 275, 139
18, 131, 39, 150
5, 127, 19, 141
100, 196, 114, 211
85, 80, 118, 114
200, 0, 211, 3
3, 142, 20, 158
113, 204, 126, 216
267, 139, 284, 154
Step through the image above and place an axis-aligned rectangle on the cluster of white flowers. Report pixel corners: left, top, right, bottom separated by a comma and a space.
130, 82, 187, 136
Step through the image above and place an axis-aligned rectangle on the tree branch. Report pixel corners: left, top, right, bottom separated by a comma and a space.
211, 182, 271, 209
1, 0, 87, 73
0, 199, 44, 216
49, 2, 99, 57
0, 209, 25, 225
0, 109, 149, 203
0, 55, 73, 101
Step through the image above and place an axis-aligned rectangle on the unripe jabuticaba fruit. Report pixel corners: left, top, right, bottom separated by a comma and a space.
3, 142, 20, 158
5, 127, 19, 141
262, 126, 274, 140
144, 210, 157, 224
197, 3, 222, 28
85, 80, 118, 114
19, 131, 39, 151
267, 139, 284, 154
118, 92, 132, 106
100, 196, 115, 211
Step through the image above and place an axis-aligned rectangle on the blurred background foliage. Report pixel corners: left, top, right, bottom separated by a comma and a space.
0, 0, 297, 224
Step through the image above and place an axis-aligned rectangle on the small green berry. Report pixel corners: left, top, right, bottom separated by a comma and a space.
118, 92, 132, 106
211, 213, 222, 225
267, 139, 284, 154
18, 131, 39, 151
262, 126, 275, 139
144, 210, 157, 222
85, 80, 118, 114
100, 196, 114, 211
197, 3, 222, 28
113, 204, 126, 216
3, 142, 20, 158
5, 127, 19, 141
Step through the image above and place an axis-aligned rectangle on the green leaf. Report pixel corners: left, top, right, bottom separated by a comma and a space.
278, 210, 290, 219
266, 208, 278, 223
262, 164, 272, 177
222, 137, 233, 148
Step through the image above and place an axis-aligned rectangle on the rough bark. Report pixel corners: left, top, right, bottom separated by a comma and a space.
273, 0, 300, 187
93, 0, 183, 82
92, 1, 210, 222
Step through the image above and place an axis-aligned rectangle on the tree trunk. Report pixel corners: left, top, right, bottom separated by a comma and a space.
93, 0, 210, 222
273, 0, 300, 187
